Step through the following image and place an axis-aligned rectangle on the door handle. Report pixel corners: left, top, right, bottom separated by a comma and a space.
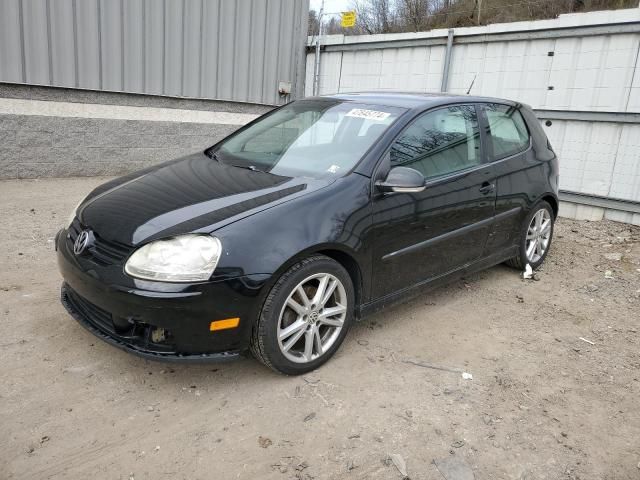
479, 182, 495, 195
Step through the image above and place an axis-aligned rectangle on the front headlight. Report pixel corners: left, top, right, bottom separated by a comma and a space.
124, 234, 222, 282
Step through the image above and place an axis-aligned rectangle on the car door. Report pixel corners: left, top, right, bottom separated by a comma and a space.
477, 103, 534, 253
368, 104, 496, 299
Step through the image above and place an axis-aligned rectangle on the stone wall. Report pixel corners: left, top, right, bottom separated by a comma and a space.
0, 84, 273, 179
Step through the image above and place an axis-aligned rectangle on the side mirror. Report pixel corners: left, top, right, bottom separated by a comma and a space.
376, 166, 426, 193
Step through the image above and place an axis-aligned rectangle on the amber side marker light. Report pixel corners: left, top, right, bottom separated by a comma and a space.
210, 318, 240, 332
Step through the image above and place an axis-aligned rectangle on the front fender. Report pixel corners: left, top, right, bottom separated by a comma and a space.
210, 174, 374, 301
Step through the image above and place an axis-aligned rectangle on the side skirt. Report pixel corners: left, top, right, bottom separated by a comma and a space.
358, 246, 518, 319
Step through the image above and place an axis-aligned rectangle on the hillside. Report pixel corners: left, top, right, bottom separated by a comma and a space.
310, 0, 638, 35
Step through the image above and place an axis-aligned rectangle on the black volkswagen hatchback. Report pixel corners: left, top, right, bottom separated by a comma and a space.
57, 92, 559, 374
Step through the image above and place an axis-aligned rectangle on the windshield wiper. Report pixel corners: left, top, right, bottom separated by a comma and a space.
207, 151, 267, 174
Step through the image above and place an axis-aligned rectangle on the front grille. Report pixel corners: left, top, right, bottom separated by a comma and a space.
68, 218, 131, 265
62, 284, 176, 353
62, 285, 115, 334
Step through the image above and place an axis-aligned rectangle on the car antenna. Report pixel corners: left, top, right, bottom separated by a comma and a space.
466, 74, 477, 95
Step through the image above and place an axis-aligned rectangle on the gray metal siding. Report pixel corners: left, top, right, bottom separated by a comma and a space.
0, 1, 23, 83
76, 0, 101, 90
0, 0, 309, 105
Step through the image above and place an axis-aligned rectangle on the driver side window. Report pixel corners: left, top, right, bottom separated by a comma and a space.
390, 105, 481, 179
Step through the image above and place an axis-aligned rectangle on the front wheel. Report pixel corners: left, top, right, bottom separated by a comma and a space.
506, 201, 555, 270
250, 255, 355, 375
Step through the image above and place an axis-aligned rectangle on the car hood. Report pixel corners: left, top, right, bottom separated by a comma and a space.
78, 152, 332, 246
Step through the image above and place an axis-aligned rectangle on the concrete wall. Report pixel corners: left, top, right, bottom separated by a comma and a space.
0, 84, 272, 179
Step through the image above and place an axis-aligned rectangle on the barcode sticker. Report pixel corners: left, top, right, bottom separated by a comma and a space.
345, 108, 391, 121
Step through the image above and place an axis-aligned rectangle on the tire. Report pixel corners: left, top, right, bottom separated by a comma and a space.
250, 255, 355, 375
506, 200, 555, 270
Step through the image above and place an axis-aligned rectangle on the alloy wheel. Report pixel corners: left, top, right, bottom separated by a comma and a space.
525, 208, 552, 264
277, 273, 347, 363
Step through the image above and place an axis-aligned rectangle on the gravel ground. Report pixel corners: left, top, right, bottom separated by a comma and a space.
1, 177, 639, 480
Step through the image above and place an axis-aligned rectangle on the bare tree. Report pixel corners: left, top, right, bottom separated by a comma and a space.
320, 0, 638, 36
308, 9, 321, 37
398, 0, 432, 32
351, 0, 397, 34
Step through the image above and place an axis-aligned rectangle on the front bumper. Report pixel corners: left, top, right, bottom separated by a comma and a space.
56, 229, 271, 362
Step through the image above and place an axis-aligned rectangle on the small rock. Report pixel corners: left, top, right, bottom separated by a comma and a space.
388, 453, 408, 477
347, 459, 357, 471
603, 252, 622, 261
303, 412, 316, 422
357, 340, 369, 346
146, 406, 154, 412
604, 270, 614, 279
434, 456, 475, 480
451, 440, 465, 448
587, 284, 599, 292
258, 436, 272, 448
515, 294, 524, 303
39, 436, 50, 444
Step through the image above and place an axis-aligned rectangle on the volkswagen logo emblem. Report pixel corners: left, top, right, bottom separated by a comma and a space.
73, 230, 92, 255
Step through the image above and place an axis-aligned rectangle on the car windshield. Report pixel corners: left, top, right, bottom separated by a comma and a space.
213, 99, 405, 179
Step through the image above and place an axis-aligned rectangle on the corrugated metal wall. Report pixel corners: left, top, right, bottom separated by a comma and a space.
0, 0, 309, 105
306, 9, 640, 220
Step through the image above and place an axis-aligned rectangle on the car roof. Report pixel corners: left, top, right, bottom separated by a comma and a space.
310, 91, 518, 110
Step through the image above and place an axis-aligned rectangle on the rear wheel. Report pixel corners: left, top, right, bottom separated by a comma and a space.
506, 201, 554, 270
250, 255, 355, 375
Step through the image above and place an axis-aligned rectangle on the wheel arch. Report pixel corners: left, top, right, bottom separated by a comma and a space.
541, 194, 559, 219
266, 244, 365, 317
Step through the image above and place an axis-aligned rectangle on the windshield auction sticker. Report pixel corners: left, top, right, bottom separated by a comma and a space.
345, 109, 391, 121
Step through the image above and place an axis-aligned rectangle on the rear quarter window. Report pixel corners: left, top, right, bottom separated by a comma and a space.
483, 104, 530, 160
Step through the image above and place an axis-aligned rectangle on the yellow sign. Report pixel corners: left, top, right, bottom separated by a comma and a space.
341, 11, 356, 28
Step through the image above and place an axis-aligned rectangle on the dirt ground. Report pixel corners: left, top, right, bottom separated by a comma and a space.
1, 177, 639, 480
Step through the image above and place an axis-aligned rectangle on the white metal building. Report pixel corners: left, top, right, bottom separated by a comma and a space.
306, 8, 640, 225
